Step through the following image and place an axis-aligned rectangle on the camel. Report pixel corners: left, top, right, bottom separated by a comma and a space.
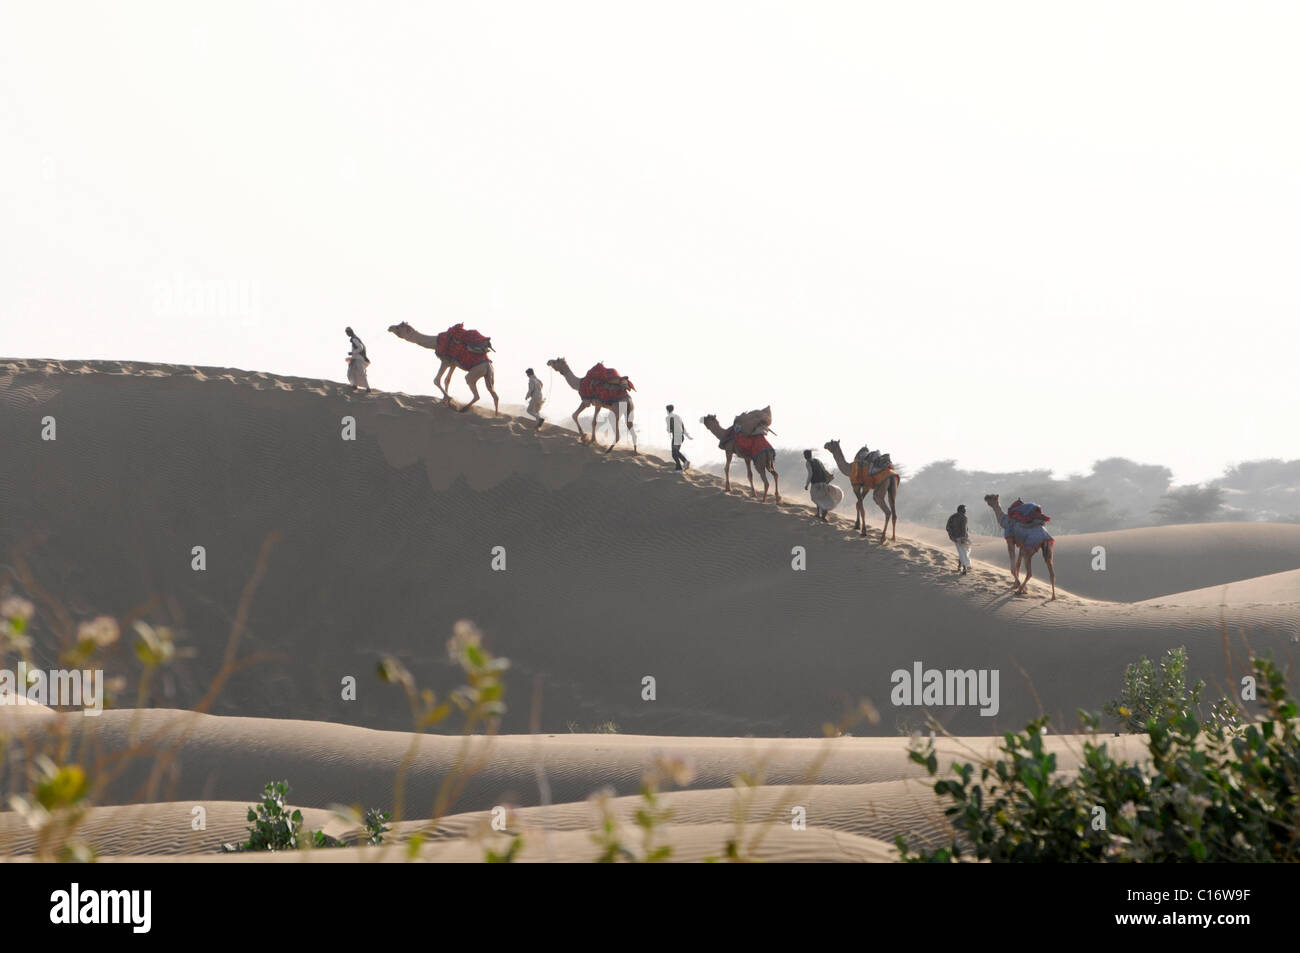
700, 414, 780, 502
984, 493, 1056, 600
387, 322, 499, 414
823, 440, 899, 542
545, 358, 637, 454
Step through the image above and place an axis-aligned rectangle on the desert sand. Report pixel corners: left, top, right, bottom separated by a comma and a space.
1, 359, 1296, 861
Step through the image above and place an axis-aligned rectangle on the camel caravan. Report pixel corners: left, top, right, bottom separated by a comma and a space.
373, 323, 1063, 595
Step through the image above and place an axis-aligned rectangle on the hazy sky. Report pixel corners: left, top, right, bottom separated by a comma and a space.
2, 1, 1296, 484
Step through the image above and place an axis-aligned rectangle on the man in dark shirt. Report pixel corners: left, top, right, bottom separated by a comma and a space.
946, 504, 971, 575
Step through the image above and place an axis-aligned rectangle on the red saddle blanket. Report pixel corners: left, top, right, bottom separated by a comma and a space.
732, 431, 772, 458
579, 363, 634, 403
435, 323, 491, 369
1009, 500, 1050, 525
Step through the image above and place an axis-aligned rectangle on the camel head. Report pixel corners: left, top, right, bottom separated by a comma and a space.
388, 321, 413, 338
824, 439, 840, 454
983, 493, 1000, 507
546, 358, 570, 374
700, 413, 719, 429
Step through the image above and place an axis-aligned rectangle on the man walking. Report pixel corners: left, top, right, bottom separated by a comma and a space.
804, 449, 840, 521
665, 404, 691, 470
525, 368, 545, 429
946, 504, 971, 575
345, 326, 370, 393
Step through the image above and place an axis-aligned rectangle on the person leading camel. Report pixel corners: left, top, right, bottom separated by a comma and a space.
345, 327, 371, 393
525, 368, 545, 429
946, 504, 971, 575
804, 449, 841, 521
666, 404, 692, 471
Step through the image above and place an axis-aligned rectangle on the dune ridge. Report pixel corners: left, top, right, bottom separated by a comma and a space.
2, 358, 1297, 861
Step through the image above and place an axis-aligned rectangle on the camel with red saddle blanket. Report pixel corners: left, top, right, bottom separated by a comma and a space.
546, 357, 637, 454
700, 407, 780, 502
824, 440, 900, 542
388, 321, 499, 415
984, 493, 1057, 600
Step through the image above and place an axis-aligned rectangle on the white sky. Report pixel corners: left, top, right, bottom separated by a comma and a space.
2, 1, 1296, 484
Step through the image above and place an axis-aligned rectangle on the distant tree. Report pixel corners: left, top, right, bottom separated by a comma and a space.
1152, 485, 1226, 524
1082, 457, 1172, 523
1214, 458, 1300, 492
1211, 458, 1300, 522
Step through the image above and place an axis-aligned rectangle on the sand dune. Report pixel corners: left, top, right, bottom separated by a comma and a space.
1, 359, 1297, 861
1139, 567, 1300, 608
0, 707, 1150, 861
901, 520, 1300, 603
1, 359, 1294, 739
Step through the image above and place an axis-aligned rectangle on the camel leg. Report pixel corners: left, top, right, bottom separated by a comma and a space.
573, 402, 589, 442
724, 452, 732, 492
459, 373, 482, 413
887, 476, 899, 541
483, 364, 499, 416
744, 458, 756, 498
1020, 550, 1035, 595
434, 363, 455, 406
625, 402, 637, 455
872, 485, 891, 543
1043, 543, 1057, 600
758, 467, 769, 502
771, 465, 780, 503
605, 403, 619, 454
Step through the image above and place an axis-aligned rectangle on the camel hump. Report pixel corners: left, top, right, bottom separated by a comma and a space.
580, 363, 631, 401
436, 324, 492, 368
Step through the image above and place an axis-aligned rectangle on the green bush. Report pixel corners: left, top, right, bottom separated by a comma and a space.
897, 655, 1299, 862
363, 808, 391, 846
221, 780, 343, 853
1104, 645, 1237, 732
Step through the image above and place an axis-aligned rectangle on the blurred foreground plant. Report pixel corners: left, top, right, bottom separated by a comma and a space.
897, 655, 1299, 862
